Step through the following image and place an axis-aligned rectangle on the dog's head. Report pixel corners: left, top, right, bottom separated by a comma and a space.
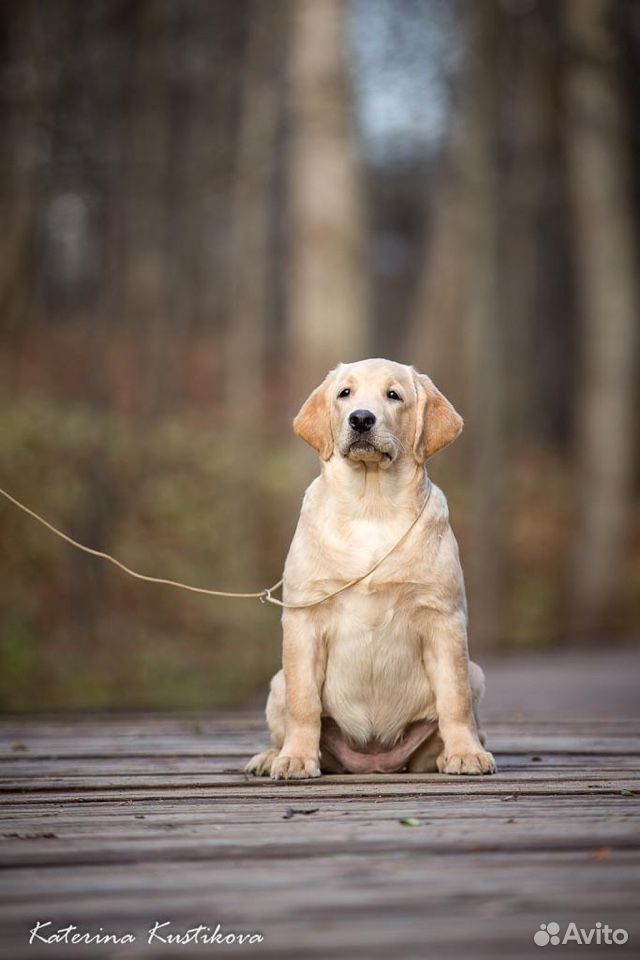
293, 358, 463, 468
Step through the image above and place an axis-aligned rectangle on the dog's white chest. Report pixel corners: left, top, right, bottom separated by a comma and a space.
322, 585, 434, 746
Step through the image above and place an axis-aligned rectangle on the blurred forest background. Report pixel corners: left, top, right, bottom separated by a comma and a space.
0, 0, 638, 711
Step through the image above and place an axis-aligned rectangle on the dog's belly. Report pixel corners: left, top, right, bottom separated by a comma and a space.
321, 592, 436, 748
320, 717, 437, 773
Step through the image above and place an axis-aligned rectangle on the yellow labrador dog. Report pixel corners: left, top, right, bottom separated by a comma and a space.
247, 358, 495, 779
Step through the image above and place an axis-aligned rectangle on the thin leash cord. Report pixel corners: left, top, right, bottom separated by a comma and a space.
0, 479, 432, 610
0, 486, 274, 601
271, 478, 433, 609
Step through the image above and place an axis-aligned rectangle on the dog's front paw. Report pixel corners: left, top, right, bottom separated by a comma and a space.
438, 748, 496, 776
271, 755, 321, 780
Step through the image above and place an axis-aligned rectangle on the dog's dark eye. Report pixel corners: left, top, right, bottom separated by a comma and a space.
387, 390, 402, 401
337, 388, 351, 398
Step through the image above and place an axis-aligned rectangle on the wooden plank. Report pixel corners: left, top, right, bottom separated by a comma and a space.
3, 858, 639, 921
2, 790, 637, 818
0, 741, 617, 765
0, 756, 638, 788
1, 773, 638, 800
3, 849, 639, 900
1, 752, 639, 776
1, 826, 638, 871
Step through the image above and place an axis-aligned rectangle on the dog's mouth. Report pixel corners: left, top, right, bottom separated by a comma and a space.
349, 439, 379, 456
344, 438, 394, 466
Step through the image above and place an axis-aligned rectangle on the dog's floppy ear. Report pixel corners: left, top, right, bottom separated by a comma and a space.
412, 370, 463, 462
293, 369, 336, 460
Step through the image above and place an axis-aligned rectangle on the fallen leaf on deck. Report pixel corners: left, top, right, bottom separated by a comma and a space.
399, 817, 420, 827
591, 846, 612, 861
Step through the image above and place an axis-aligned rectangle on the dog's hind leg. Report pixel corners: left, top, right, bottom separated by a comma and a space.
406, 728, 443, 773
407, 661, 487, 772
245, 669, 286, 776
468, 660, 487, 746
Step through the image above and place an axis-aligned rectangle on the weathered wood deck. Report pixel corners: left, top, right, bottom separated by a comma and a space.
1, 713, 639, 958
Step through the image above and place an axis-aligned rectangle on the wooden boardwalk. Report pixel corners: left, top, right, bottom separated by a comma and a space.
1, 713, 639, 958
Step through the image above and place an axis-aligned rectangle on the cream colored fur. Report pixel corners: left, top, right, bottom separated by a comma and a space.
246, 359, 496, 779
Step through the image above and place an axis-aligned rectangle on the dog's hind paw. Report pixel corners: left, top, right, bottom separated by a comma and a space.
245, 748, 279, 777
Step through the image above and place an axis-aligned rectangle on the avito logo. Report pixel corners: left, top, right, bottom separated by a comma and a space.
534, 921, 629, 947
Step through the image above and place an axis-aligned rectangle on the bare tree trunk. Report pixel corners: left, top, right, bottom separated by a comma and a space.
404, 155, 474, 414
406, 5, 506, 649
407, 3, 559, 440
121, 0, 172, 416
500, 5, 559, 439
225, 0, 287, 430
464, 4, 506, 651
0, 1, 63, 347
222, 0, 288, 585
286, 0, 367, 404
565, 0, 638, 634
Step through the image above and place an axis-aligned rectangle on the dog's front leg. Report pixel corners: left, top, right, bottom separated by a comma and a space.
271, 610, 324, 781
424, 611, 496, 775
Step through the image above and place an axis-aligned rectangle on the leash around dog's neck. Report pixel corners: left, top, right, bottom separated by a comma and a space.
0, 479, 433, 610
263, 478, 434, 608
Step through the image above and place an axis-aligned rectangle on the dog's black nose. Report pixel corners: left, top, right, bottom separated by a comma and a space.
349, 409, 376, 433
